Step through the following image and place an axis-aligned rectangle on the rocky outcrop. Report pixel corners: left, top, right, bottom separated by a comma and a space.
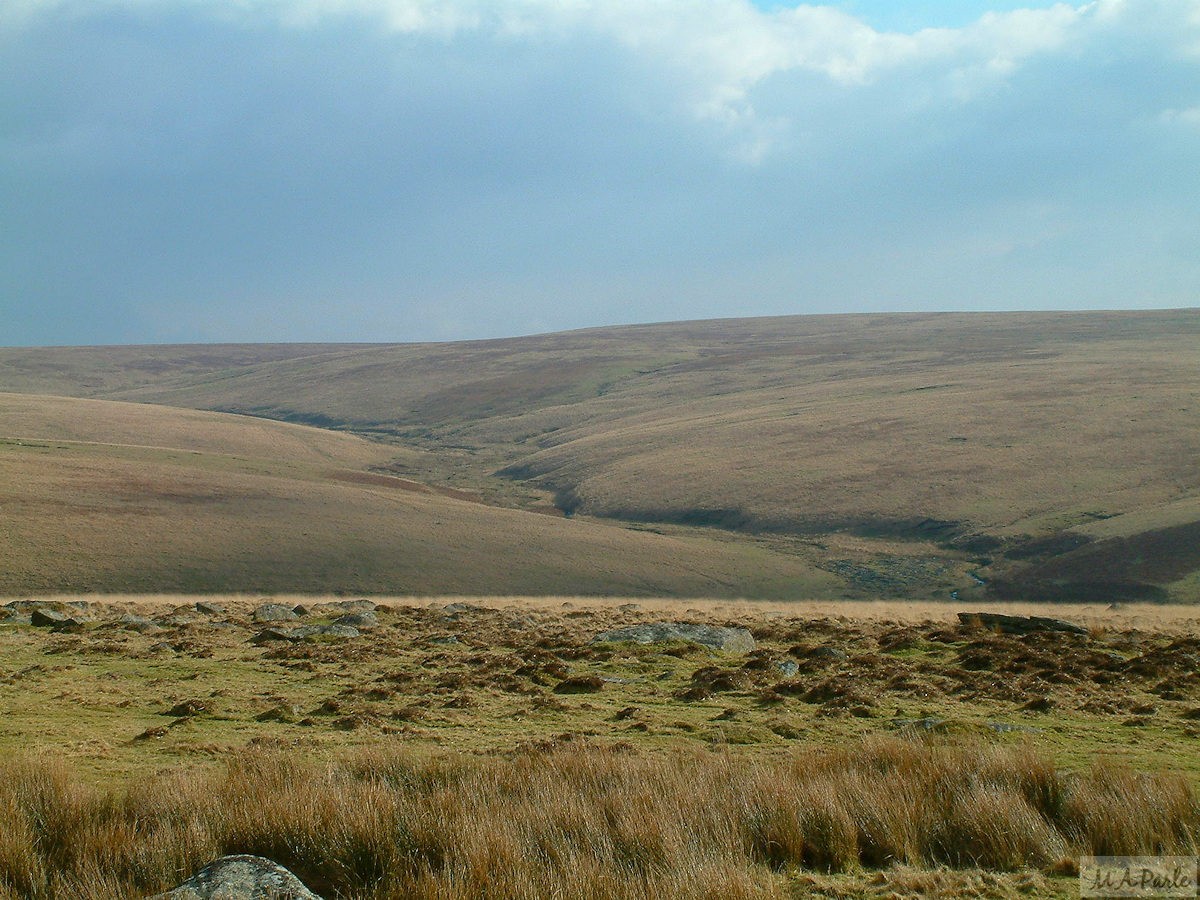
957, 612, 1088, 636
252, 624, 360, 643
593, 622, 756, 654
253, 603, 301, 623
149, 855, 323, 899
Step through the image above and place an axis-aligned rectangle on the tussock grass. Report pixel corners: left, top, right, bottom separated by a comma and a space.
0, 737, 1194, 899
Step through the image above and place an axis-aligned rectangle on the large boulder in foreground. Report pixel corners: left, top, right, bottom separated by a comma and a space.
149, 855, 323, 899
593, 622, 756, 654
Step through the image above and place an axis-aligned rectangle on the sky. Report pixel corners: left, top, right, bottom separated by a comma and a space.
2, 0, 1199, 346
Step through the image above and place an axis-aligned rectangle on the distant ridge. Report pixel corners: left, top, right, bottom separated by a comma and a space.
3, 309, 1198, 601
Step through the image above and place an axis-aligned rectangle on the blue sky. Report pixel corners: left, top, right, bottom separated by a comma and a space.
2, 0, 1199, 345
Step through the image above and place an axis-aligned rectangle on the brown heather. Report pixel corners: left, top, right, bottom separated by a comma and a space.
0, 737, 1195, 900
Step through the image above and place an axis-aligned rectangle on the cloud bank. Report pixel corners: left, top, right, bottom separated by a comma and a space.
2, 0, 1198, 343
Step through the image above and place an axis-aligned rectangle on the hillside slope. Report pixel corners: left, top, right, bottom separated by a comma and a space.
0, 393, 839, 597
2, 309, 1198, 601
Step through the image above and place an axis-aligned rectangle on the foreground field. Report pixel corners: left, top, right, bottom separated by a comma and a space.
2, 309, 1199, 602
1, 597, 1197, 899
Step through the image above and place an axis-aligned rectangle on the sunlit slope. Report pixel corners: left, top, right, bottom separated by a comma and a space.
0, 394, 837, 597
30, 309, 1194, 530
3, 309, 1199, 600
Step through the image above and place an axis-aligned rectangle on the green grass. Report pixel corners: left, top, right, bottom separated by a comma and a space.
3, 599, 1198, 785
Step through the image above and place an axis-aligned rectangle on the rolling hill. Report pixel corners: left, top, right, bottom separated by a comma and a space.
0, 393, 838, 597
2, 308, 1198, 601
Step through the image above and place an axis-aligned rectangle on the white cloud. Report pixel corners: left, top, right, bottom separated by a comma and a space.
1, 0, 1154, 157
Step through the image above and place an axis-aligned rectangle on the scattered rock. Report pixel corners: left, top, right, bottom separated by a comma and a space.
292, 604, 310, 616
593, 622, 756, 654
254, 603, 300, 623
148, 854, 324, 900
775, 660, 799, 677
194, 601, 225, 616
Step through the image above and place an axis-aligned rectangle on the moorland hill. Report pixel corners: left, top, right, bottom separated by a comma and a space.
2, 309, 1198, 601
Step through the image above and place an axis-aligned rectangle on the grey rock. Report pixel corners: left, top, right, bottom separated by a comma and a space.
442, 602, 480, 614
157, 614, 201, 627
119, 613, 164, 634
333, 611, 377, 630
149, 854, 323, 899
776, 659, 799, 678
194, 602, 225, 616
254, 604, 300, 623
312, 624, 359, 638
957, 612, 1088, 636
987, 721, 1042, 734
890, 717, 946, 731
253, 624, 360, 643
30, 608, 71, 627
315, 599, 376, 613
593, 622, 756, 654
291, 605, 310, 616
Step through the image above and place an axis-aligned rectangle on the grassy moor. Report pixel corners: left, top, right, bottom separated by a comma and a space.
0, 597, 1198, 899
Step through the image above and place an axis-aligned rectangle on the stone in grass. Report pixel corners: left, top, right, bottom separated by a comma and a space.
194, 601, 225, 616
592, 622, 756, 654
120, 613, 165, 634
254, 603, 300, 623
252, 624, 359, 644
30, 607, 72, 627
149, 854, 324, 900
333, 611, 378, 630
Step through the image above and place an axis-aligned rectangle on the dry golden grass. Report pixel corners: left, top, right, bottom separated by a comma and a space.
0, 738, 1193, 900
